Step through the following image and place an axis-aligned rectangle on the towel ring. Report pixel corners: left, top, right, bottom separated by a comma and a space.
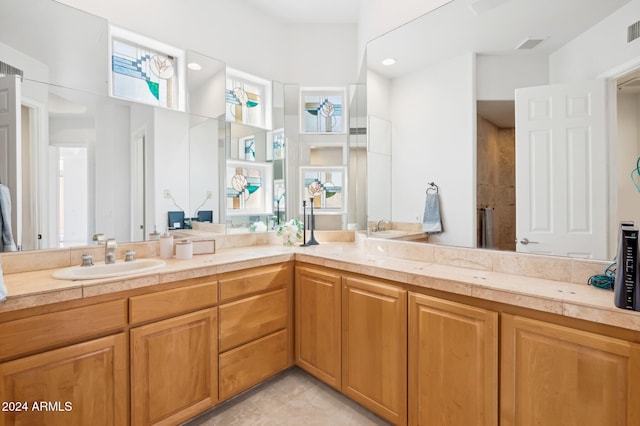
426, 182, 439, 194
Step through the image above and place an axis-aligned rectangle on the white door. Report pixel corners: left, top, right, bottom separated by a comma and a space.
0, 75, 22, 249
515, 80, 607, 259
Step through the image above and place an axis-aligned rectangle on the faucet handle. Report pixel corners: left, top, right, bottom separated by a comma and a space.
80, 253, 94, 267
125, 250, 136, 262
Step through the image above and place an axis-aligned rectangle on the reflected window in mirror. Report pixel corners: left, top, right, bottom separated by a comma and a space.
110, 26, 185, 110
226, 160, 273, 216
300, 167, 346, 213
226, 68, 272, 129
274, 180, 285, 225
239, 135, 256, 161
267, 129, 285, 161
300, 87, 346, 134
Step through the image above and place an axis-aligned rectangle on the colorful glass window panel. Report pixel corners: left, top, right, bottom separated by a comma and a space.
226, 77, 266, 128
301, 90, 345, 133
226, 160, 273, 215
301, 168, 346, 212
111, 38, 178, 109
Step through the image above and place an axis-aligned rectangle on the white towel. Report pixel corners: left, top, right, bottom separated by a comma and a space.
423, 193, 443, 234
0, 184, 17, 252
0, 256, 6, 302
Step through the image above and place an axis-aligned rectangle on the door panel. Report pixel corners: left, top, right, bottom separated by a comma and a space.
515, 80, 607, 258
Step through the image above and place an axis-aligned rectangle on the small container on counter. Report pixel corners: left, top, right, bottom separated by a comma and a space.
175, 239, 193, 260
159, 233, 174, 259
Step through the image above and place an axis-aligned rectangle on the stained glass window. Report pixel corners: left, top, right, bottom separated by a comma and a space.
300, 88, 346, 133
110, 26, 184, 110
226, 68, 272, 129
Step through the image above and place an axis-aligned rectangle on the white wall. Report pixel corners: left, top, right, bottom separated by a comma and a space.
284, 24, 358, 85
357, 0, 454, 69
476, 54, 549, 100
58, 0, 359, 87
550, 0, 640, 82
367, 70, 391, 120
390, 53, 476, 247
0, 42, 49, 86
94, 103, 131, 241
153, 107, 190, 231
189, 118, 219, 221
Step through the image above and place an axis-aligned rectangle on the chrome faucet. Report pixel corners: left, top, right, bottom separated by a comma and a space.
373, 220, 388, 232
105, 238, 117, 264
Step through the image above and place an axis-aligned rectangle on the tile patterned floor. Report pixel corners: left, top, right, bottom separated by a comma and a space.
183, 368, 391, 425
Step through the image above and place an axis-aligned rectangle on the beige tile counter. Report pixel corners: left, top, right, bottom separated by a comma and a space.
2, 241, 639, 333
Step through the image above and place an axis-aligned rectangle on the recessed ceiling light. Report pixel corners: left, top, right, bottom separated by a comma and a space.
382, 57, 396, 66
188, 62, 202, 71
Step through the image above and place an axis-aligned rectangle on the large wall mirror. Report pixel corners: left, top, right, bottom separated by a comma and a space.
1, 0, 294, 251
366, 0, 638, 261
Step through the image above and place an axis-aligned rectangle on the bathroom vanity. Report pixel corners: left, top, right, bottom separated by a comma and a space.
0, 237, 639, 425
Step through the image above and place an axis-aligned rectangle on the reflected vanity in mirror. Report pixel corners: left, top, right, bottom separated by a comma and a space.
366, 0, 636, 261
0, 0, 238, 251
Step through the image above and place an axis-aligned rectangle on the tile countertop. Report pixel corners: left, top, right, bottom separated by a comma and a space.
1, 243, 639, 333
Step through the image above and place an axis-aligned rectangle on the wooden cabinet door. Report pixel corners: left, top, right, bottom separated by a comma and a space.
0, 333, 127, 426
408, 293, 498, 426
295, 265, 342, 390
501, 314, 640, 426
342, 276, 407, 426
131, 308, 217, 426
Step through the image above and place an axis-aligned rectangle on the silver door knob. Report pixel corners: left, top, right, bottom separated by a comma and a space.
519, 238, 539, 245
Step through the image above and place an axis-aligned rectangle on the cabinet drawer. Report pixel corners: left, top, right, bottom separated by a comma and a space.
219, 329, 289, 400
219, 288, 288, 352
0, 299, 127, 360
219, 264, 290, 303
129, 281, 217, 324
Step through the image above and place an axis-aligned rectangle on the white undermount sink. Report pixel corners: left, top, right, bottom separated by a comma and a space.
52, 259, 166, 280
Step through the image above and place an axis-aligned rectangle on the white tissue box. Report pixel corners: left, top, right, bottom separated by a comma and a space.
192, 239, 216, 255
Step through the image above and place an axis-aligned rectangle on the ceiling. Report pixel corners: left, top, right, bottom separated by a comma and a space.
240, 0, 363, 23
367, 0, 632, 79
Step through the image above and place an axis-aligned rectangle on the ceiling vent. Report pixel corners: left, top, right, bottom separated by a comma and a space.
628, 20, 640, 43
0, 61, 23, 81
515, 37, 545, 50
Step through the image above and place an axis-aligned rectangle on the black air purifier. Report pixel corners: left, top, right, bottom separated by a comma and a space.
614, 224, 638, 310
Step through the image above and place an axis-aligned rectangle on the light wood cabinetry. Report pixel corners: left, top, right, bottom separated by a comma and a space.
342, 275, 407, 426
0, 299, 127, 360
294, 265, 342, 390
129, 280, 219, 426
130, 308, 218, 426
501, 313, 640, 426
219, 329, 289, 400
219, 288, 288, 352
218, 264, 293, 401
0, 333, 127, 426
129, 281, 217, 325
408, 293, 498, 426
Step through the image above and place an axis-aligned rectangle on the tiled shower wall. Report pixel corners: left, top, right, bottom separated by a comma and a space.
476, 115, 515, 251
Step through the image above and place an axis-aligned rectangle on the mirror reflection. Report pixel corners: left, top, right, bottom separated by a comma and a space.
366, 0, 637, 260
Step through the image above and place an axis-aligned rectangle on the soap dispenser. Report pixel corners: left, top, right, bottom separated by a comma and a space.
159, 228, 174, 259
